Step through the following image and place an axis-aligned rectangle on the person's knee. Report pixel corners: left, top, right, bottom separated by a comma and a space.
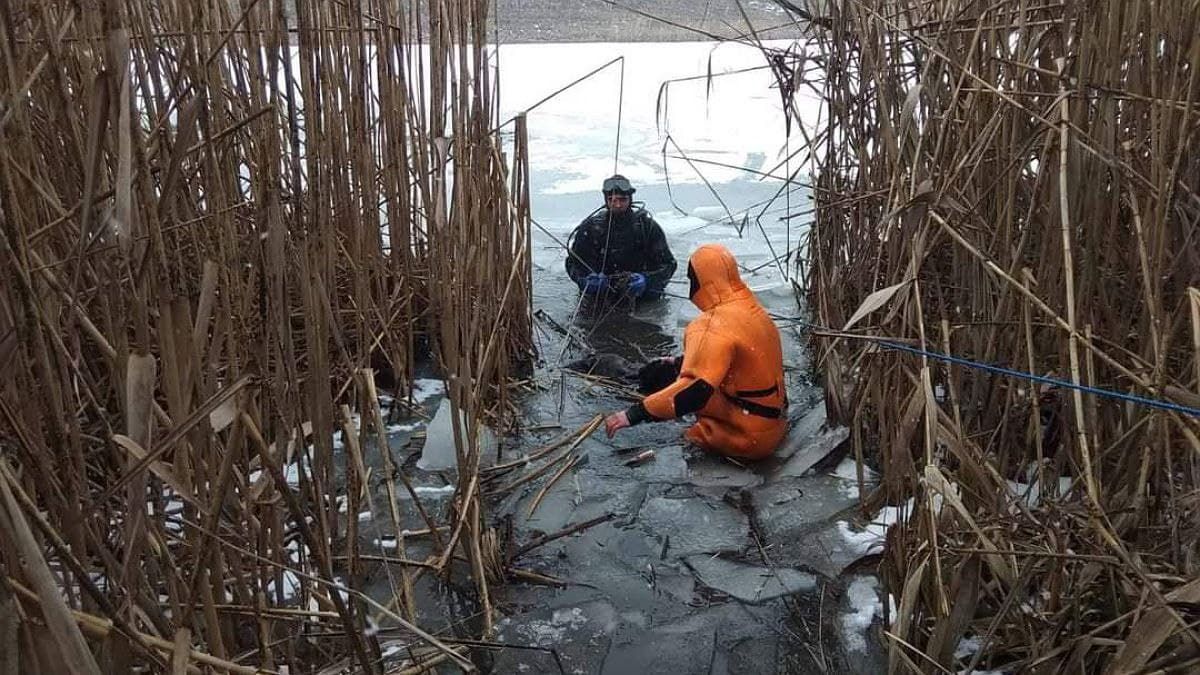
688, 417, 782, 460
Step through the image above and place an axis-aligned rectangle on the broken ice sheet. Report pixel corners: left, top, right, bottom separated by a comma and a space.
638, 496, 748, 557
417, 398, 496, 470
686, 556, 816, 604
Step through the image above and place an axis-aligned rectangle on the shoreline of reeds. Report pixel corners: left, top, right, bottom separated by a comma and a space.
796, 0, 1200, 672
0, 0, 532, 672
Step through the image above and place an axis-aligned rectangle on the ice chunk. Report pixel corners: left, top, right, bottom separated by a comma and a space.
417, 398, 496, 471
639, 496, 748, 557
283, 454, 311, 485
755, 479, 859, 545
686, 556, 816, 603
772, 422, 849, 480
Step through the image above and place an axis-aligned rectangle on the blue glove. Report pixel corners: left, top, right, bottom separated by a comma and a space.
626, 273, 648, 298
582, 272, 608, 295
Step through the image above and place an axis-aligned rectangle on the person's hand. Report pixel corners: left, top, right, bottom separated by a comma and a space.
582, 272, 608, 295
626, 273, 647, 298
605, 411, 630, 438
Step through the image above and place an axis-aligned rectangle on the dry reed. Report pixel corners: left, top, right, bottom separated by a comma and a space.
0, 0, 530, 672
795, 0, 1200, 672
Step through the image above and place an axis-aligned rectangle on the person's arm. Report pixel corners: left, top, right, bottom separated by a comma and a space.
628, 317, 734, 424
565, 222, 595, 287
639, 216, 677, 292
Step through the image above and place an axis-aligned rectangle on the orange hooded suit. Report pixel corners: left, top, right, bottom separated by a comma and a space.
624, 244, 787, 459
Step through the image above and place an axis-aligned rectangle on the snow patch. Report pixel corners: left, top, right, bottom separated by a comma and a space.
833, 458, 879, 497
1004, 473, 1072, 509
267, 571, 301, 601
837, 499, 913, 555
510, 607, 589, 647
411, 378, 446, 403
842, 577, 882, 653
412, 484, 456, 497
374, 531, 433, 551
833, 457, 878, 483
955, 636, 983, 660
381, 643, 404, 658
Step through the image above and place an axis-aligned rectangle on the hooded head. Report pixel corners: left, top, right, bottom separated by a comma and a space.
687, 244, 749, 311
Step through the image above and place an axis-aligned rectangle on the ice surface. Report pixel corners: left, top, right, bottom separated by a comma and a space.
410, 378, 445, 404
774, 404, 832, 461
416, 398, 496, 471
685, 453, 764, 489
765, 519, 877, 578
509, 606, 589, 647
497, 41, 823, 196
638, 496, 748, 557
686, 556, 816, 603
602, 611, 719, 675
493, 600, 620, 674
283, 455, 310, 486
755, 477, 859, 544
773, 423, 849, 479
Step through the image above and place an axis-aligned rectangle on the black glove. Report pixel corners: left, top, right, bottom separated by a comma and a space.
637, 356, 682, 394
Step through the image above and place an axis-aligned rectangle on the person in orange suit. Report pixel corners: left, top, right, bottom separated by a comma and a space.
604, 244, 787, 459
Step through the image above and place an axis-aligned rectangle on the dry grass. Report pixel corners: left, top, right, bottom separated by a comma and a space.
797, 0, 1200, 671
0, 0, 530, 672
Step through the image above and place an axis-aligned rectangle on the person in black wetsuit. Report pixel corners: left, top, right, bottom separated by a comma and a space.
565, 174, 677, 301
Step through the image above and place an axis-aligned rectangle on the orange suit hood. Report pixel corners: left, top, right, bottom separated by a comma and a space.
688, 244, 752, 311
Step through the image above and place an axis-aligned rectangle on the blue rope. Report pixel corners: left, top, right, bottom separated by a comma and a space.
878, 340, 1200, 419
768, 314, 1200, 418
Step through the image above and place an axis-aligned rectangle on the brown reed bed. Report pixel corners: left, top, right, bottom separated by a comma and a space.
0, 0, 532, 672
793, 0, 1200, 672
